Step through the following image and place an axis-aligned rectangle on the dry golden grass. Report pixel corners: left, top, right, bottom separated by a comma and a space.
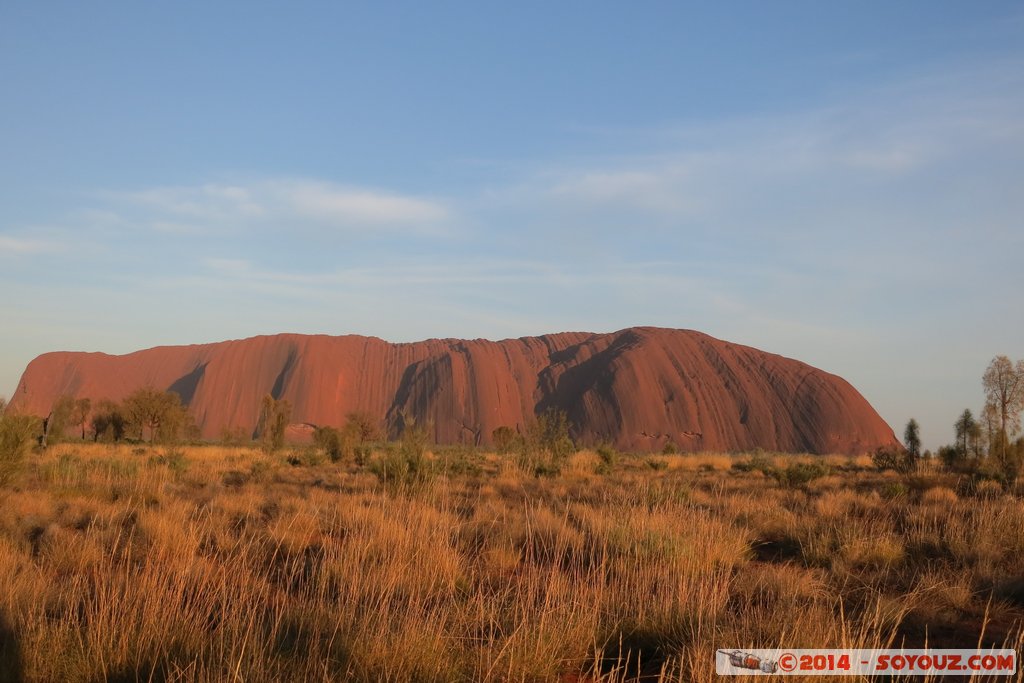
0, 443, 1021, 682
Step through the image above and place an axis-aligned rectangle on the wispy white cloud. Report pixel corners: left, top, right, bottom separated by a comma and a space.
279, 181, 450, 225
548, 167, 697, 214
515, 59, 1024, 230
840, 147, 922, 172
119, 184, 265, 221
102, 179, 453, 236
0, 235, 61, 255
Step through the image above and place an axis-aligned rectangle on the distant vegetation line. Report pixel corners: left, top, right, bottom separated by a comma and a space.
2, 354, 1023, 489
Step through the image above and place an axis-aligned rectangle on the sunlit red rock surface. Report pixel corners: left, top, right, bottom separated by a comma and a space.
8, 327, 898, 454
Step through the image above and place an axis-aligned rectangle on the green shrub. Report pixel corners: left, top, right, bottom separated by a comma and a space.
491, 426, 519, 454
0, 405, 39, 486
221, 470, 250, 488
313, 426, 345, 462
532, 461, 562, 478
937, 445, 963, 472
991, 437, 1024, 489
880, 481, 908, 500
249, 459, 271, 482
872, 446, 913, 473
149, 449, 188, 475
220, 425, 249, 446
517, 409, 574, 477
371, 449, 436, 492
596, 444, 618, 474
353, 444, 372, 467
296, 447, 326, 467
646, 457, 669, 471
771, 461, 829, 488
371, 416, 435, 493
437, 445, 483, 477
732, 454, 774, 474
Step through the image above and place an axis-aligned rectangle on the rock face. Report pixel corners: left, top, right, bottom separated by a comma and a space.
7, 327, 898, 454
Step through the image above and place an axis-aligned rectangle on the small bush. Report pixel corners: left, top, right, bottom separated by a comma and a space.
313, 426, 345, 462
872, 445, 912, 473
646, 457, 669, 471
733, 454, 774, 475
371, 416, 435, 492
880, 481, 908, 500
249, 459, 271, 482
219, 425, 249, 447
771, 461, 829, 488
221, 470, 250, 488
491, 426, 519, 454
991, 439, 1024, 488
437, 446, 483, 477
303, 447, 326, 466
532, 461, 562, 478
353, 444, 372, 467
371, 449, 436, 491
0, 408, 38, 486
149, 449, 188, 475
937, 445, 965, 472
596, 444, 618, 474
516, 409, 574, 477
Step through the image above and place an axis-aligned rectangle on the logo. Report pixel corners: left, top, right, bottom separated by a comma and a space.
718, 650, 779, 674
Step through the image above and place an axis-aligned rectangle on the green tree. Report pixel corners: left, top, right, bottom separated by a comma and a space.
954, 409, 975, 459
982, 355, 1024, 463
47, 395, 75, 444
967, 420, 983, 460
123, 387, 189, 443
344, 411, 381, 443
91, 399, 126, 442
341, 411, 380, 462
158, 400, 196, 442
903, 418, 921, 469
256, 394, 291, 451
70, 398, 91, 440
937, 444, 961, 471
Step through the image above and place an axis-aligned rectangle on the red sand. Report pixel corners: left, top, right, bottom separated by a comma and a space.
8, 327, 898, 454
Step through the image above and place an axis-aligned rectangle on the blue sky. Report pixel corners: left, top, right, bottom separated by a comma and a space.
2, 2, 1023, 448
